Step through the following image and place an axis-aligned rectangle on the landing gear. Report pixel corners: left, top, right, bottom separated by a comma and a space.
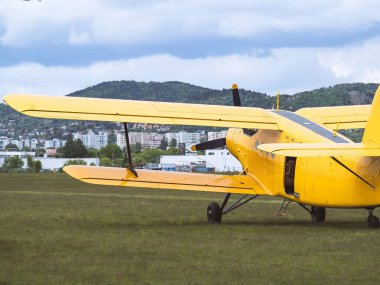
206, 194, 259, 224
296, 203, 326, 224
207, 202, 222, 223
311, 206, 326, 223
367, 209, 379, 229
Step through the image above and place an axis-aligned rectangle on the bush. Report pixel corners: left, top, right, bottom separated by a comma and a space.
100, 157, 113, 167
60, 159, 87, 172
33, 160, 42, 173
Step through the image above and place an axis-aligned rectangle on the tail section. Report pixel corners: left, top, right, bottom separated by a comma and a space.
363, 86, 380, 146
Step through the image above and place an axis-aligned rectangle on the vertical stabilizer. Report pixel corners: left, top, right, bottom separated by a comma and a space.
363, 86, 380, 146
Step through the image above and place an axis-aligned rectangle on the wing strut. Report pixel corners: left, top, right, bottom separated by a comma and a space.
123, 122, 138, 177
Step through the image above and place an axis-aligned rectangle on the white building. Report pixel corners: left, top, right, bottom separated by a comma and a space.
22, 138, 38, 150
73, 130, 108, 149
0, 151, 99, 171
0, 138, 40, 150
117, 132, 163, 149
164, 132, 201, 146
36, 158, 99, 171
0, 137, 9, 150
160, 149, 242, 172
45, 138, 66, 149
208, 131, 227, 141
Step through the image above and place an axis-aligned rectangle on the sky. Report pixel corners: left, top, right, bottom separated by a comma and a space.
1, 0, 380, 100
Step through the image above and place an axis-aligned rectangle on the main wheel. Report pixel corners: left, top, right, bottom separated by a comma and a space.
207, 202, 222, 224
311, 206, 326, 223
367, 215, 379, 228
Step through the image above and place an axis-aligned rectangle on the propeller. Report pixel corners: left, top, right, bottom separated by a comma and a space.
191, 84, 241, 151
191, 138, 226, 151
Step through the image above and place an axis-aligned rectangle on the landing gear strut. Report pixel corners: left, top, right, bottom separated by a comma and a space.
367, 208, 379, 229
296, 203, 326, 224
206, 194, 259, 224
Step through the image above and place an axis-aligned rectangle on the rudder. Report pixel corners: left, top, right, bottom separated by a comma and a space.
363, 86, 380, 146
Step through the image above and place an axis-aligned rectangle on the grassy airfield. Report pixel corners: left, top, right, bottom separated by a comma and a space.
1, 173, 380, 285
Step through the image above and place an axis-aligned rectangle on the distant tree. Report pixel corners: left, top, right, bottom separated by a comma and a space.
133, 148, 163, 166
87, 148, 99, 158
21, 146, 30, 151
130, 142, 142, 153
159, 138, 168, 150
2, 156, 24, 171
63, 159, 87, 167
100, 157, 113, 167
5, 143, 19, 151
33, 160, 42, 173
169, 138, 177, 148
166, 147, 180, 155
26, 155, 34, 171
62, 135, 88, 158
99, 144, 123, 161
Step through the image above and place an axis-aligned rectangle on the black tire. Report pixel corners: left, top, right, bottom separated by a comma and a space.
207, 202, 222, 224
311, 206, 326, 223
367, 215, 379, 229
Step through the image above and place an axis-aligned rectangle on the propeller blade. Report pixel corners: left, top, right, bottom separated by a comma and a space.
191, 138, 226, 151
232, 84, 241, 107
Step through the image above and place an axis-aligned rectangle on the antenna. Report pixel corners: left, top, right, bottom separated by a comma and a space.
276, 90, 280, 111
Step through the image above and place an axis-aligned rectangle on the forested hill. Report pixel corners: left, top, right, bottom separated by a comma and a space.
68, 81, 378, 109
0, 81, 378, 138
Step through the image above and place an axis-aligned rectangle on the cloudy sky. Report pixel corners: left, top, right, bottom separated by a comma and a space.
1, 0, 380, 99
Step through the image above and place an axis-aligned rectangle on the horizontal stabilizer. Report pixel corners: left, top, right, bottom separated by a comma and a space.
258, 142, 380, 157
296, 105, 371, 130
64, 166, 270, 195
3, 94, 280, 130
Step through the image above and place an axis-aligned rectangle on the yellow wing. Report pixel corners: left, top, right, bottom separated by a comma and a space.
3, 94, 280, 130
296, 105, 371, 130
63, 166, 270, 195
258, 142, 380, 157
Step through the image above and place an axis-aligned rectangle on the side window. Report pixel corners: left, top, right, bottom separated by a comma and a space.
243, 129, 257, 136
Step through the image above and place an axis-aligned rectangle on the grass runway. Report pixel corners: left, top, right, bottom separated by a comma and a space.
1, 172, 380, 284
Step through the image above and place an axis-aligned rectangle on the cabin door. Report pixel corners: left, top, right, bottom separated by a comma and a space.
284, 157, 297, 195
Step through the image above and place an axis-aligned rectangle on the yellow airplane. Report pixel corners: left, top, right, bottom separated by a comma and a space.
3, 84, 380, 228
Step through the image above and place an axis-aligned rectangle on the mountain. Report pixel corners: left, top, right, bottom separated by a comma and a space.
0, 81, 378, 138
68, 81, 378, 109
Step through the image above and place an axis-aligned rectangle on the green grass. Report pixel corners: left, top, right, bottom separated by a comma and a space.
1, 173, 380, 285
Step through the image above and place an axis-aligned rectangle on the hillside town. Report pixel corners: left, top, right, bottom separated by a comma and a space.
0, 127, 241, 173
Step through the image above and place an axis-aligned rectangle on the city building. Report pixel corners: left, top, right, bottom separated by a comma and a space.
208, 130, 227, 141
0, 137, 39, 150
116, 132, 163, 149
73, 130, 108, 149
0, 137, 9, 150
45, 138, 66, 149
164, 132, 201, 146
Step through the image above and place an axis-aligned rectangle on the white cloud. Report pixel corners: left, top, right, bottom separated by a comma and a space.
1, 0, 380, 46
319, 36, 380, 82
3, 39, 379, 101
1, 1, 380, 100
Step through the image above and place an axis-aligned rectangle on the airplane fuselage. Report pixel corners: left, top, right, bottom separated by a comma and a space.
226, 110, 380, 208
